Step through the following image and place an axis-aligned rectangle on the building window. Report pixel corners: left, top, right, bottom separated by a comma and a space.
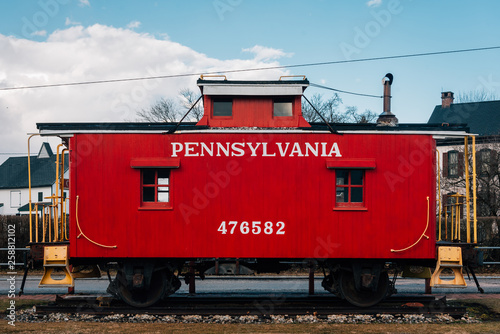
335, 170, 364, 207
38, 192, 43, 202
273, 99, 293, 117
141, 169, 171, 208
478, 149, 491, 176
10, 191, 21, 208
213, 99, 232, 117
448, 150, 459, 178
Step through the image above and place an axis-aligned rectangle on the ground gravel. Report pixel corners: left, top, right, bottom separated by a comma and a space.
7, 306, 482, 324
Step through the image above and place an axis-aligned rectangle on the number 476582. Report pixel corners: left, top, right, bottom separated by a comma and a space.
217, 221, 285, 235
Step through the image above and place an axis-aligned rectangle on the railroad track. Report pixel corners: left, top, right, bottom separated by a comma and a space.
35, 294, 466, 318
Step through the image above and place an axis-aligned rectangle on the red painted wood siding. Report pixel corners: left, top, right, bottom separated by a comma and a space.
197, 96, 310, 127
69, 133, 436, 260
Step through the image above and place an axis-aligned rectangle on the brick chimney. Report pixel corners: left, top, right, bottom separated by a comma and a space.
441, 91, 454, 108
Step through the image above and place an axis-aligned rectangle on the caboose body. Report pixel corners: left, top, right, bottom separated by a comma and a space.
29, 77, 478, 307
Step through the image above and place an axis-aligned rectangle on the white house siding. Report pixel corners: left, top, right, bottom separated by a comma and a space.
0, 186, 52, 215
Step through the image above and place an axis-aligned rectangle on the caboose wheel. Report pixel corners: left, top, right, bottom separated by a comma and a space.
339, 270, 389, 307
117, 269, 166, 308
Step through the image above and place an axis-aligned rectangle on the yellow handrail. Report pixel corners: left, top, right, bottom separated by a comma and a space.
76, 196, 117, 249
465, 136, 471, 243
27, 134, 40, 243
391, 196, 430, 253
200, 74, 227, 80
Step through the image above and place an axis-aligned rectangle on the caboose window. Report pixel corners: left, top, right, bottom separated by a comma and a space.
273, 99, 293, 117
335, 170, 364, 207
141, 169, 171, 207
213, 100, 232, 117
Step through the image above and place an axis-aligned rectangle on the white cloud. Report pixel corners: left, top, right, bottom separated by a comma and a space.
79, 0, 90, 7
0, 24, 289, 156
242, 45, 293, 61
31, 30, 47, 37
367, 0, 382, 7
127, 21, 141, 29
65, 17, 81, 26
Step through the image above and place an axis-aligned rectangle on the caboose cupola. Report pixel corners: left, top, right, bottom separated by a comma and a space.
196, 76, 311, 128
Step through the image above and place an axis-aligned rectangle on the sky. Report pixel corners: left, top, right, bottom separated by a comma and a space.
1, 0, 500, 163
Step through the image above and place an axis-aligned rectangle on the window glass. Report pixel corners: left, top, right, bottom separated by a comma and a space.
336, 188, 348, 203
38, 192, 43, 202
448, 151, 459, 177
351, 170, 363, 185
274, 101, 293, 116
158, 169, 170, 185
336, 170, 349, 185
213, 100, 232, 116
143, 169, 155, 185
142, 187, 155, 202
158, 191, 169, 203
351, 188, 363, 202
479, 149, 491, 176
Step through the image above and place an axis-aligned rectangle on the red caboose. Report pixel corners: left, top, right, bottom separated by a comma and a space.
30, 76, 478, 307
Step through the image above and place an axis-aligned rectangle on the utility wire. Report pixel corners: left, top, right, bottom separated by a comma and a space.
0, 45, 499, 92
310, 83, 382, 98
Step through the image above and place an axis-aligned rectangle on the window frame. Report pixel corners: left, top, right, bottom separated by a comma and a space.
139, 168, 172, 210
334, 169, 365, 209
38, 192, 43, 202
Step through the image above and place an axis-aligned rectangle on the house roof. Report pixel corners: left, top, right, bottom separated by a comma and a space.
17, 202, 52, 212
0, 143, 68, 190
428, 100, 500, 136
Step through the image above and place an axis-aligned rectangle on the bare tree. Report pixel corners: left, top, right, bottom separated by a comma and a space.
343, 106, 378, 123
137, 98, 179, 122
302, 93, 377, 124
179, 88, 204, 121
455, 89, 499, 103
302, 93, 343, 123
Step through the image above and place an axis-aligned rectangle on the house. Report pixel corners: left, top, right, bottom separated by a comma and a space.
0, 143, 68, 215
428, 92, 499, 221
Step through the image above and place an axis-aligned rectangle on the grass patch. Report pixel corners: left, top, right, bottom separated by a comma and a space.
455, 298, 500, 321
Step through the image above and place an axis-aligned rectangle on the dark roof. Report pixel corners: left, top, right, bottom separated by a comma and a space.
37, 122, 469, 133
428, 100, 500, 136
17, 202, 52, 212
306, 122, 469, 133
0, 145, 68, 189
37, 122, 206, 132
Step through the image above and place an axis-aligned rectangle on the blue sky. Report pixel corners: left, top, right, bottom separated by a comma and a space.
0, 0, 500, 159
